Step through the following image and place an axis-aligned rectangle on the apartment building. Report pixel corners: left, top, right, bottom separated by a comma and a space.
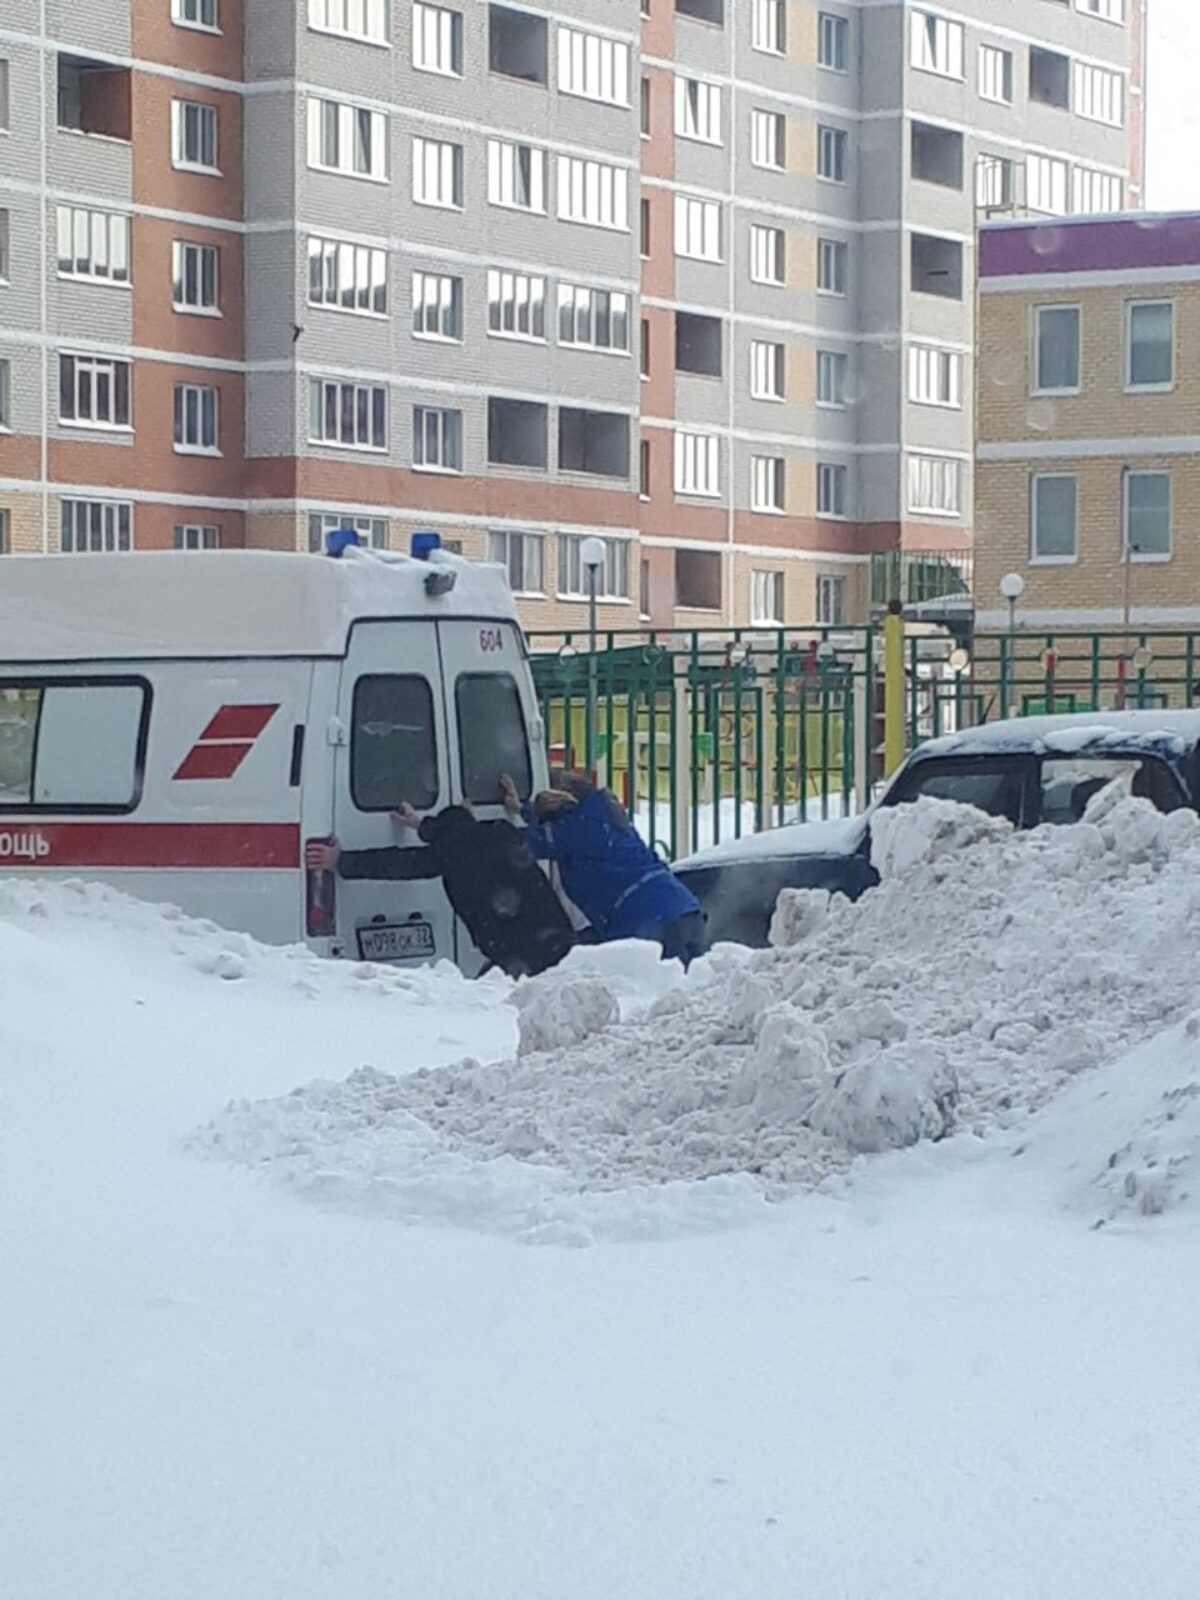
0, 1, 1145, 635
976, 211, 1200, 630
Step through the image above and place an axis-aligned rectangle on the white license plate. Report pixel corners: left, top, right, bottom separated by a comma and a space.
357, 921, 436, 962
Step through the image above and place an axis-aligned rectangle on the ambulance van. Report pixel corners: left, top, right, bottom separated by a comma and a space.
0, 540, 547, 972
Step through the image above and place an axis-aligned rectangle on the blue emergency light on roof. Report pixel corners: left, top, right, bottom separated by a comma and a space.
411, 529, 456, 596
326, 528, 362, 558
411, 531, 441, 561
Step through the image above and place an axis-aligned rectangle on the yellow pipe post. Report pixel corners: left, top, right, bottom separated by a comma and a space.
883, 598, 906, 777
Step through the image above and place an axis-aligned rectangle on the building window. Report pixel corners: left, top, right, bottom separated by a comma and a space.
411, 270, 462, 340
489, 4, 549, 84
675, 549, 722, 612
558, 284, 630, 351
674, 431, 720, 498
977, 44, 1013, 104
307, 511, 387, 552
751, 569, 783, 625
817, 125, 847, 182
1031, 474, 1077, 562
171, 100, 219, 172
59, 354, 131, 429
0, 509, 9, 553
1127, 301, 1174, 389
307, 237, 387, 316
57, 206, 130, 285
911, 121, 963, 189
1077, 0, 1124, 19
816, 575, 845, 626
557, 534, 630, 600
308, 378, 387, 450
488, 270, 546, 341
557, 156, 629, 230
817, 462, 848, 518
61, 499, 132, 553
1030, 47, 1071, 110
817, 350, 848, 408
172, 240, 220, 313
641, 75, 651, 135
639, 437, 651, 498
674, 195, 722, 262
818, 12, 848, 70
907, 455, 962, 516
1035, 305, 1081, 393
911, 233, 962, 299
751, 455, 785, 513
910, 11, 964, 78
306, 97, 388, 180
0, 359, 9, 430
413, 136, 463, 208
908, 345, 962, 408
559, 409, 630, 478
1027, 153, 1069, 216
676, 0, 724, 23
173, 383, 219, 453
488, 529, 545, 594
1073, 61, 1123, 126
412, 406, 463, 472
752, 0, 785, 55
0, 60, 8, 131
750, 339, 784, 400
558, 26, 631, 106
1124, 471, 1171, 559
174, 523, 219, 550
309, 0, 387, 44
641, 318, 650, 377
751, 109, 786, 170
751, 224, 786, 286
412, 3, 463, 74
640, 197, 651, 257
173, 0, 219, 27
1073, 166, 1123, 214
674, 76, 722, 143
975, 153, 1014, 210
488, 397, 549, 469
817, 237, 847, 295
486, 139, 546, 213
674, 312, 722, 378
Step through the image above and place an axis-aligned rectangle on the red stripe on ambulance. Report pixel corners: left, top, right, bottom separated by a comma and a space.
173, 703, 280, 782
0, 823, 300, 870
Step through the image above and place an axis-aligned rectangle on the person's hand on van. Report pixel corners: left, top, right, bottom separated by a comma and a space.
499, 773, 521, 816
392, 804, 422, 830
305, 837, 341, 873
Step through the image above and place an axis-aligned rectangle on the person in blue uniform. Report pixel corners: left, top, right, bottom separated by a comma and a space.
501, 771, 707, 967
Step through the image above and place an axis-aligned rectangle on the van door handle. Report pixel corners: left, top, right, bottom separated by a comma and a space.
326, 717, 347, 747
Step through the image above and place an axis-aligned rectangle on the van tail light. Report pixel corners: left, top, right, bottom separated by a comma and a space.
304, 839, 337, 938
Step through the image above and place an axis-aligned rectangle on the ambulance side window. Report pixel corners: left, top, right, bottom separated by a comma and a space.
351, 675, 439, 812
0, 679, 149, 811
456, 673, 533, 804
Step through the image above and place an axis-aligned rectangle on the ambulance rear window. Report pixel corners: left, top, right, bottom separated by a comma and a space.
351, 675, 439, 812
456, 673, 532, 804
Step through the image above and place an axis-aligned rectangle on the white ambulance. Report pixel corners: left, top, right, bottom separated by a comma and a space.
0, 540, 547, 972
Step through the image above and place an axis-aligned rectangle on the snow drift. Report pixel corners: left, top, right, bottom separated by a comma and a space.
197, 793, 1200, 1235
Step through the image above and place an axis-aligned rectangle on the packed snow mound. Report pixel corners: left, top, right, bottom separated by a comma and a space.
509, 940, 683, 1055
199, 795, 1200, 1227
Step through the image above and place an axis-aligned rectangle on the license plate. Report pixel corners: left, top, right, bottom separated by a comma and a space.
357, 921, 436, 962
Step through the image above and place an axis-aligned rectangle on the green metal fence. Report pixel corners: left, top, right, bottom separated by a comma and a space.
528, 628, 874, 860
528, 626, 1200, 859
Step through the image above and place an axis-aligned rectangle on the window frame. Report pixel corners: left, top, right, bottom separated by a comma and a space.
454, 672, 534, 805
1125, 300, 1175, 393
750, 223, 786, 286
172, 381, 220, 455
174, 523, 220, 551
674, 431, 721, 499
172, 238, 221, 315
1030, 472, 1079, 565
752, 0, 786, 57
411, 270, 463, 342
557, 155, 630, 231
60, 498, 133, 554
173, 0, 220, 35
557, 25, 632, 108
817, 237, 847, 297
411, 2, 463, 76
1123, 469, 1172, 563
412, 135, 464, 210
350, 673, 439, 813
816, 461, 849, 519
171, 99, 220, 174
306, 96, 389, 182
307, 377, 388, 451
487, 269, 547, 343
1033, 304, 1082, 397
977, 43, 1013, 105
411, 405, 464, 474
816, 573, 846, 627
674, 75, 723, 145
308, 0, 388, 46
487, 529, 546, 596
750, 108, 786, 172
57, 206, 131, 287
750, 454, 785, 514
555, 534, 631, 601
58, 352, 132, 432
750, 339, 785, 401
906, 454, 962, 518
816, 349, 848, 409
0, 675, 152, 815
816, 123, 848, 184
674, 194, 723, 262
817, 12, 848, 72
751, 568, 784, 626
557, 283, 631, 353
307, 236, 388, 319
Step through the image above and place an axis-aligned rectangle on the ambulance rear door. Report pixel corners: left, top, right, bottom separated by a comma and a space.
331, 620, 456, 966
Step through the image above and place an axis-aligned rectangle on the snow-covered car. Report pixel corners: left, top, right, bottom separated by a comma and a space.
675, 711, 1200, 947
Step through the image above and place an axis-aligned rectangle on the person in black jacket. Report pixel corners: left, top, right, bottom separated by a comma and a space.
305, 803, 574, 979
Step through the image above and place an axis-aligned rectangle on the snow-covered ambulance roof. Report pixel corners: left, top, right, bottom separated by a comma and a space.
0, 548, 521, 662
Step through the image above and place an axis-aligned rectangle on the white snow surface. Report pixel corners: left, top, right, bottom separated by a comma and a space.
7, 856, 1200, 1596
200, 793, 1200, 1232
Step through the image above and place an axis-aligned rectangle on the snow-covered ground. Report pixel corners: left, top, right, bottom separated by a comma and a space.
5, 794, 1200, 1599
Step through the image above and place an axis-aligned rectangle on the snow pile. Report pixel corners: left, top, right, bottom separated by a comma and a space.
198, 794, 1200, 1232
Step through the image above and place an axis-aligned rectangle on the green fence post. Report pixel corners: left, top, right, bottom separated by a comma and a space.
690, 635, 701, 856
774, 632, 787, 827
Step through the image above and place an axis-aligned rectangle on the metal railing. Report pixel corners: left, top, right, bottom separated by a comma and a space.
869, 549, 974, 611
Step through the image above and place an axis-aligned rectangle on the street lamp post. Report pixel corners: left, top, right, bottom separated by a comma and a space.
999, 572, 1025, 715
579, 536, 607, 779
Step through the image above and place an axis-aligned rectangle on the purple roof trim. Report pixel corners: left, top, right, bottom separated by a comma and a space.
979, 214, 1200, 279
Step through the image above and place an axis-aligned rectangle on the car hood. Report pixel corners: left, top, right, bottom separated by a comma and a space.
675, 814, 868, 872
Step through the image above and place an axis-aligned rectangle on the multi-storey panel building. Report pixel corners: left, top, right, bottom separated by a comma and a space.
0, 1, 1145, 632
